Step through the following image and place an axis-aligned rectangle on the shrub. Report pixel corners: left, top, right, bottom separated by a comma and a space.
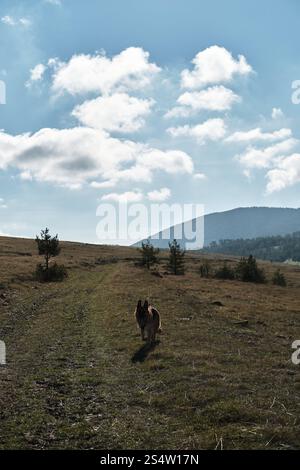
272, 269, 287, 287
214, 262, 235, 280
199, 260, 211, 278
236, 255, 265, 283
35, 263, 68, 283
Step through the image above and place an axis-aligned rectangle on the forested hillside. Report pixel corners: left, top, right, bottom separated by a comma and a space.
203, 232, 300, 262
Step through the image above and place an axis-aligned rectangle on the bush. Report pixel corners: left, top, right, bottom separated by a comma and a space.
35, 263, 68, 282
214, 262, 235, 280
236, 255, 265, 283
199, 260, 211, 278
272, 269, 287, 287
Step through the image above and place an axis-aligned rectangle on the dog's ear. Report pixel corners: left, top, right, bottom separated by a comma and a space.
143, 300, 149, 309
137, 299, 142, 309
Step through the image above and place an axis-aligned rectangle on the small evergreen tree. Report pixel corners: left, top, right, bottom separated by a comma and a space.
236, 255, 265, 283
168, 239, 185, 275
36, 228, 61, 271
35, 229, 67, 282
139, 239, 159, 270
214, 262, 235, 280
272, 269, 287, 287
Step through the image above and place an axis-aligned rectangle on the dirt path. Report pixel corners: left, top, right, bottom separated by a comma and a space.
0, 264, 186, 449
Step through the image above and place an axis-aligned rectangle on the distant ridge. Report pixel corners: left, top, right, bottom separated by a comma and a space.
134, 207, 300, 249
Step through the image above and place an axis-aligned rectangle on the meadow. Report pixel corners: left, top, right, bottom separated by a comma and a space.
0, 236, 300, 450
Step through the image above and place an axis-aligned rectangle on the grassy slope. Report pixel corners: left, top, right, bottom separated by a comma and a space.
0, 236, 300, 450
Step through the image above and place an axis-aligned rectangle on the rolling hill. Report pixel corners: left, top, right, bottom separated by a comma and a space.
1, 236, 300, 449
135, 207, 300, 249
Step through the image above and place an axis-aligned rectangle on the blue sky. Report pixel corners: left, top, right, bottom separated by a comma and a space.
0, 0, 300, 243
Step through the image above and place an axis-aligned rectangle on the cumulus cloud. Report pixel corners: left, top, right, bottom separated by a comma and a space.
147, 187, 171, 202
0, 127, 193, 189
272, 107, 284, 119
26, 64, 47, 88
29, 64, 46, 82
266, 154, 300, 193
165, 86, 240, 118
226, 127, 292, 143
0, 198, 7, 209
193, 173, 206, 180
181, 45, 252, 89
44, 0, 62, 5
101, 191, 143, 203
72, 93, 154, 133
167, 118, 226, 144
1, 15, 31, 27
236, 138, 298, 170
51, 47, 160, 96
164, 106, 192, 119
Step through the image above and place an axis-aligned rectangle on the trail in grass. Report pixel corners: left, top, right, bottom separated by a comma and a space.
0, 263, 181, 449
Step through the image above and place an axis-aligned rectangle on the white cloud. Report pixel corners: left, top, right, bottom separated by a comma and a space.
272, 107, 284, 119
45, 0, 62, 5
51, 47, 160, 96
26, 64, 47, 87
0, 197, 7, 209
29, 64, 46, 81
109, 149, 194, 186
193, 172, 206, 180
226, 127, 292, 143
167, 118, 226, 144
237, 138, 298, 169
1, 15, 16, 25
90, 180, 116, 189
178, 86, 240, 111
181, 45, 252, 89
19, 18, 31, 27
101, 191, 143, 203
165, 86, 240, 118
266, 154, 300, 193
164, 106, 192, 119
72, 93, 154, 133
0, 127, 193, 189
147, 187, 171, 202
1, 15, 31, 27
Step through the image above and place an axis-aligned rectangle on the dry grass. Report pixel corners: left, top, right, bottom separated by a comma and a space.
0, 236, 300, 449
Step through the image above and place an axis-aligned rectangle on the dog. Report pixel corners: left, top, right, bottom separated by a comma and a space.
135, 299, 162, 343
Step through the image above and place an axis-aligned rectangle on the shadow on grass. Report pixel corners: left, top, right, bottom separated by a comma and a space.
131, 340, 160, 363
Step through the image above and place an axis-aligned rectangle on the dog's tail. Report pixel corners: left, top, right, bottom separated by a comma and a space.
151, 307, 162, 334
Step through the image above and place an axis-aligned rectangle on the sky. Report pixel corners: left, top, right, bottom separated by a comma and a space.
0, 0, 300, 243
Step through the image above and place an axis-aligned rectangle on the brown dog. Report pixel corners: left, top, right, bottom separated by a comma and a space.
135, 300, 162, 343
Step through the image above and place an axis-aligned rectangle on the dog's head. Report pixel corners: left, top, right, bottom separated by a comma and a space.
136, 299, 149, 318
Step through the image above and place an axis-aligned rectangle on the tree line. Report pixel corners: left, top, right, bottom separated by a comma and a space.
33, 229, 287, 287
202, 232, 300, 262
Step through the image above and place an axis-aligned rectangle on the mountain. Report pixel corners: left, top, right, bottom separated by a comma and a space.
134, 207, 300, 249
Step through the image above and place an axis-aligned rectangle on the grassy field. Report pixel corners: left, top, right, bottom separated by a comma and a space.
0, 236, 300, 450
